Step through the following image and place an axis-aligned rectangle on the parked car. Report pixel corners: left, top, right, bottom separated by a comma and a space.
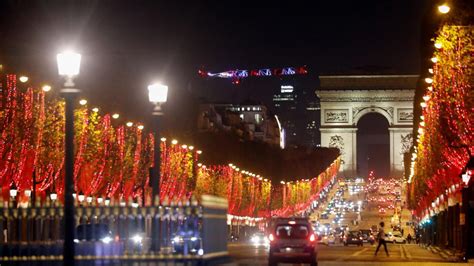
343, 231, 363, 246
387, 232, 406, 244
268, 217, 317, 266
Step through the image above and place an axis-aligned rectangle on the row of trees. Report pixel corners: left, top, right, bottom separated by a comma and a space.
408, 25, 473, 217
1, 73, 340, 217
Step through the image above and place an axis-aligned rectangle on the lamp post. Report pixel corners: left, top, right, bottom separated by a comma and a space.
57, 50, 81, 266
147, 83, 168, 202
148, 83, 168, 253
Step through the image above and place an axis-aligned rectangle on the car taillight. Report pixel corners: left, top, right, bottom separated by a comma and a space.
268, 234, 274, 242
309, 234, 316, 242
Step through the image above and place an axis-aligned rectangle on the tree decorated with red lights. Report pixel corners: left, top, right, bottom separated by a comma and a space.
1, 72, 341, 219
409, 25, 473, 214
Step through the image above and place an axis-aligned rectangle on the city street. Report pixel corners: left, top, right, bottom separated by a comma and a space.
0, 2, 472, 265
227, 177, 463, 265
228, 243, 452, 265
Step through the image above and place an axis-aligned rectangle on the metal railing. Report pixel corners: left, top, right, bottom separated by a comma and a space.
0, 195, 229, 266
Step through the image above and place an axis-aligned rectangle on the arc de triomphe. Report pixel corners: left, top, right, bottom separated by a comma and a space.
317, 75, 417, 177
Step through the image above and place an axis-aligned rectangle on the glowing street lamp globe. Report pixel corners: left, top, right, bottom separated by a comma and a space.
462, 169, 472, 187
42, 85, 52, 92
57, 51, 82, 77
148, 83, 168, 104
50, 192, 58, 201
438, 4, 450, 14
10, 186, 18, 198
19, 76, 29, 83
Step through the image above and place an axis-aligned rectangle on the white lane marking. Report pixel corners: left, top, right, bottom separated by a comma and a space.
399, 244, 406, 259
403, 245, 412, 259
351, 247, 368, 256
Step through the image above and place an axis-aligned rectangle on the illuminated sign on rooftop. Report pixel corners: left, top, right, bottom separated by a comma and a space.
280, 85, 294, 93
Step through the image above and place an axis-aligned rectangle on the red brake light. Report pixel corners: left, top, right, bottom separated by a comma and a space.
309, 234, 316, 242
268, 234, 274, 242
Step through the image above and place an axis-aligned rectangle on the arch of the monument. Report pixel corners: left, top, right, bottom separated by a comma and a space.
316, 75, 416, 177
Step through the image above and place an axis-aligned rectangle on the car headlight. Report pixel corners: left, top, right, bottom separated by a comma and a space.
251, 236, 260, 243
101, 236, 112, 244
172, 236, 184, 244
132, 234, 143, 244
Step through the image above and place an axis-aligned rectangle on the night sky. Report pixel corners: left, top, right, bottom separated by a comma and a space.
0, 0, 425, 129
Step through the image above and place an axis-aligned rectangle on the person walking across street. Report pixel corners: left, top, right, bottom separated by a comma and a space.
374, 221, 389, 257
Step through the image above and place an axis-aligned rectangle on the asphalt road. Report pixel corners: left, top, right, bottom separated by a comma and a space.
227, 242, 460, 265
226, 180, 465, 265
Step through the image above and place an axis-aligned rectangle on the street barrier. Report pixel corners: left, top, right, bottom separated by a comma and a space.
0, 195, 229, 265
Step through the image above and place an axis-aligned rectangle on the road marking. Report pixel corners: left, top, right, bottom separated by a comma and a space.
402, 245, 412, 259
351, 247, 368, 256
399, 244, 406, 259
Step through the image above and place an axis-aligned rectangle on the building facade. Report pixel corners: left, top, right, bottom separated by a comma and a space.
198, 103, 281, 146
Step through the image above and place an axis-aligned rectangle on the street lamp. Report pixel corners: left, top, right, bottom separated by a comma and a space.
50, 192, 58, 202
19, 76, 29, 83
78, 191, 85, 203
438, 4, 450, 14
147, 83, 168, 203
57, 50, 81, 266
9, 184, 18, 198
148, 82, 168, 253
